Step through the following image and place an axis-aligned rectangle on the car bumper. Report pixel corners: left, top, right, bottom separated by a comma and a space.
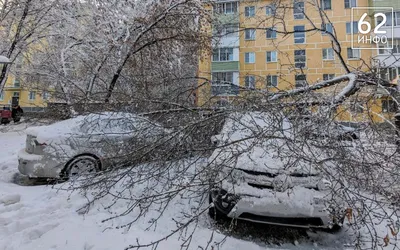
214, 187, 343, 229
18, 149, 62, 178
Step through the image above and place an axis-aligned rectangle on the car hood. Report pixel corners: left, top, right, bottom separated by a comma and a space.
209, 112, 322, 176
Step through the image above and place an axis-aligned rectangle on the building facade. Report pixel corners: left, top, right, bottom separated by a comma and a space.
197, 0, 399, 122
0, 57, 49, 112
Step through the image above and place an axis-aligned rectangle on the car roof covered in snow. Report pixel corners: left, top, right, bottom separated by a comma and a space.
25, 112, 164, 143
210, 112, 321, 176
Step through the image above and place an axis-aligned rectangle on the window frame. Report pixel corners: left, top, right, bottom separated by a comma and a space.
42, 91, 49, 100
266, 27, 277, 39
295, 74, 307, 88
294, 49, 306, 68
266, 51, 278, 62
344, 0, 357, 9
322, 48, 335, 60
382, 99, 397, 113
322, 23, 333, 35
13, 78, 20, 87
29, 91, 36, 100
245, 75, 256, 89
323, 74, 335, 81
245, 6, 255, 17
214, 2, 238, 15
294, 25, 305, 44
293, 1, 305, 20
346, 21, 358, 34
245, 52, 255, 63
321, 0, 332, 10
244, 28, 256, 40
347, 48, 361, 59
212, 47, 234, 62
265, 4, 276, 16
266, 75, 278, 87
213, 24, 239, 37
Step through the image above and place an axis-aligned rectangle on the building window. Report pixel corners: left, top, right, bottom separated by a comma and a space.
321, 0, 332, 10
347, 48, 360, 59
212, 72, 233, 85
0, 91, 3, 100
42, 91, 49, 100
382, 99, 397, 113
295, 74, 307, 88
378, 39, 400, 54
13, 78, 20, 87
322, 23, 333, 35
293, 1, 305, 20
211, 72, 238, 96
265, 4, 276, 16
245, 29, 256, 40
294, 50, 306, 68
266, 75, 278, 87
323, 74, 335, 81
383, 12, 400, 26
245, 6, 255, 17
15, 56, 23, 70
346, 21, 358, 34
245, 75, 255, 89
29, 91, 36, 100
294, 25, 305, 44
245, 52, 255, 63
322, 48, 335, 60
380, 68, 398, 82
213, 24, 239, 37
344, 0, 357, 8
266, 27, 277, 39
13, 92, 19, 97
266, 51, 277, 62
212, 48, 234, 61
214, 2, 238, 15
350, 104, 364, 113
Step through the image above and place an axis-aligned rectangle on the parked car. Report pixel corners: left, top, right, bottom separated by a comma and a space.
1, 106, 12, 124
208, 112, 346, 230
18, 112, 173, 179
290, 115, 360, 141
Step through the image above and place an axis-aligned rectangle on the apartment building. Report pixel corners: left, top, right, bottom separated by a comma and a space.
0, 57, 50, 112
197, 0, 399, 122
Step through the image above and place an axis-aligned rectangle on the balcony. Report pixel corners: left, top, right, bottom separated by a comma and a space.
4, 85, 21, 90
369, 0, 400, 9
211, 84, 239, 96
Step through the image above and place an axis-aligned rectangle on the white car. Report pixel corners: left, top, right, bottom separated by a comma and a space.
18, 112, 169, 179
208, 112, 345, 230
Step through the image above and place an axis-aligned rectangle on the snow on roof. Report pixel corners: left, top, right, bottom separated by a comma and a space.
25, 112, 163, 143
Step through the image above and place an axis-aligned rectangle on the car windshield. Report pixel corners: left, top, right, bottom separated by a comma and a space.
76, 113, 163, 136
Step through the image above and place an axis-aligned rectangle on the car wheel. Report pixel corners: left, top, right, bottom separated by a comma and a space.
63, 155, 101, 178
208, 193, 228, 221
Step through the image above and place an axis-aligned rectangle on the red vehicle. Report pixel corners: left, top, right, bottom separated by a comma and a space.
1, 107, 12, 124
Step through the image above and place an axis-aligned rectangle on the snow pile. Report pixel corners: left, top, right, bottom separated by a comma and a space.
0, 120, 398, 250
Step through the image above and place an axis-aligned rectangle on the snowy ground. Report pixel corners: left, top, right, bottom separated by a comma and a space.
0, 121, 395, 250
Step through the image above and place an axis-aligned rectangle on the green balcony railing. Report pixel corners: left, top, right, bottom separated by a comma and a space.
211, 61, 239, 71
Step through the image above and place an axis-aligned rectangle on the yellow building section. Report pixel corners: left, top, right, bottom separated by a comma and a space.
0, 72, 50, 112
239, 0, 373, 90
196, 0, 395, 123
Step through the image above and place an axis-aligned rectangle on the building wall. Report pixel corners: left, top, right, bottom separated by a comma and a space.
0, 72, 49, 111
197, 0, 398, 123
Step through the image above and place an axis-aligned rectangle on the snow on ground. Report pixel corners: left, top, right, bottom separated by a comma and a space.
0, 122, 279, 250
0, 121, 395, 250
